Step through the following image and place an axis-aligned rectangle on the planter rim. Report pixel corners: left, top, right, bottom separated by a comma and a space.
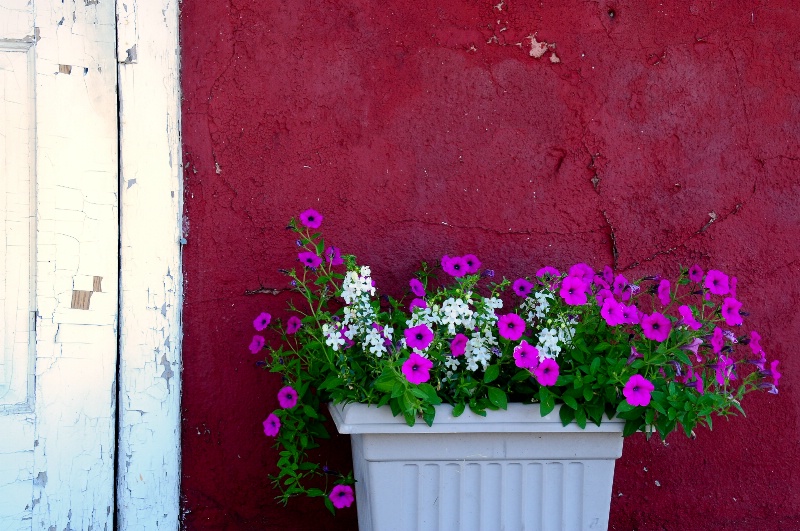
329, 402, 626, 435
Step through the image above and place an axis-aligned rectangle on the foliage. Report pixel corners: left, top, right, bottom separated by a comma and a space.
250, 210, 780, 511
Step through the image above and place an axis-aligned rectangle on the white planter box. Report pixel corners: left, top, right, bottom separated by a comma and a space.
330, 402, 625, 531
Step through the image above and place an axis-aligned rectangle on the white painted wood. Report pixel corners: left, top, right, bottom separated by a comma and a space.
0, 0, 119, 528
116, 0, 183, 528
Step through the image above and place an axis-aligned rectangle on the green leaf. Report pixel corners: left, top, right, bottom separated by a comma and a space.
302, 405, 319, 419
582, 386, 594, 402
616, 401, 635, 414
452, 402, 466, 417
559, 405, 575, 426
483, 364, 501, 384
623, 419, 641, 437
417, 383, 443, 405
575, 407, 587, 429
319, 375, 344, 391
487, 387, 508, 410
511, 370, 531, 382
324, 496, 335, 515
562, 394, 578, 410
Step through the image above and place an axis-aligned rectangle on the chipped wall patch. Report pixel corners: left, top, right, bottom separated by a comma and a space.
71, 290, 93, 309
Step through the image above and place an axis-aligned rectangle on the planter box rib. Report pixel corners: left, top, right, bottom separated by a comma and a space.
330, 403, 625, 531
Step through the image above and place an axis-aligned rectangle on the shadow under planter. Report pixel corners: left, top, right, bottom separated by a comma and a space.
330, 402, 625, 531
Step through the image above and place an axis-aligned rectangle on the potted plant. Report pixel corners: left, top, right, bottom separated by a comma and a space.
250, 210, 780, 530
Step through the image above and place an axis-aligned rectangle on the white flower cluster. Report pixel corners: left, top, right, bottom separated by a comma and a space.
463, 329, 497, 371
536, 323, 575, 360
322, 323, 345, 351
363, 324, 393, 358
520, 290, 554, 323
336, 266, 393, 356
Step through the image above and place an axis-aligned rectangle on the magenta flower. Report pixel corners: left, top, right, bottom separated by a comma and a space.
277, 386, 298, 409
442, 255, 468, 277
623, 374, 655, 407
568, 263, 595, 286
641, 312, 671, 342
621, 304, 640, 325
409, 278, 425, 297
329, 484, 355, 509
678, 305, 702, 330
450, 333, 468, 357
613, 274, 631, 301
462, 254, 481, 274
249, 335, 265, 354
559, 276, 588, 305
596, 289, 614, 308
711, 327, 724, 353
534, 358, 559, 386
513, 340, 539, 369
601, 265, 614, 285
594, 275, 610, 289
298, 251, 322, 269
769, 360, 781, 386
325, 246, 344, 266
512, 278, 533, 297
749, 330, 764, 355
704, 269, 730, 295
298, 209, 323, 229
601, 298, 625, 327
409, 298, 428, 311
627, 345, 643, 364
286, 315, 302, 334
405, 324, 434, 350
681, 338, 704, 362
721, 297, 743, 326
714, 355, 734, 385
657, 279, 671, 306
253, 312, 271, 331
402, 352, 434, 384
498, 313, 525, 341
688, 264, 703, 282
263, 413, 281, 436
536, 266, 560, 278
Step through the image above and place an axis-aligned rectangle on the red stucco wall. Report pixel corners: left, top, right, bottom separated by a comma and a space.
180, 1, 800, 529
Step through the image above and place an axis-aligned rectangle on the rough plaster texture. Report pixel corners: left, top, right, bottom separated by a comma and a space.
180, 1, 799, 529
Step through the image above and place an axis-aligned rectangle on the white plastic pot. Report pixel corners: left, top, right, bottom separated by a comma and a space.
329, 402, 625, 531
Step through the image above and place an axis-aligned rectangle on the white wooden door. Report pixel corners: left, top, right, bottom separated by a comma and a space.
0, 1, 119, 529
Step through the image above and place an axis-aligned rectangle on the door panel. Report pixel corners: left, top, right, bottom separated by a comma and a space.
0, 1, 118, 528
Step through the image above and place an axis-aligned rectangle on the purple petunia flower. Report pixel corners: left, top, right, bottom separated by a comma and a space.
286, 315, 302, 335
769, 360, 781, 386
263, 413, 281, 436
623, 374, 655, 407
688, 264, 703, 283
627, 345, 643, 365
329, 484, 355, 509
602, 265, 614, 286
442, 255, 468, 277
298, 209, 323, 229
405, 324, 434, 350
249, 335, 265, 354
621, 304, 640, 325
534, 358, 559, 386
680, 338, 704, 362
613, 274, 631, 301
657, 279, 671, 306
711, 327, 724, 353
409, 278, 425, 297
568, 263, 595, 287
513, 340, 539, 369
325, 246, 344, 266
704, 269, 730, 295
641, 312, 672, 342
450, 333, 468, 357
749, 330, 764, 355
277, 386, 298, 409
601, 298, 626, 327
497, 313, 526, 341
536, 266, 560, 278
721, 297, 743, 326
714, 355, 735, 386
678, 305, 702, 330
409, 298, 428, 311
402, 352, 434, 384
253, 312, 271, 331
462, 254, 481, 274
513, 278, 533, 297
298, 251, 322, 269
594, 275, 610, 289
596, 289, 614, 308
559, 276, 588, 306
